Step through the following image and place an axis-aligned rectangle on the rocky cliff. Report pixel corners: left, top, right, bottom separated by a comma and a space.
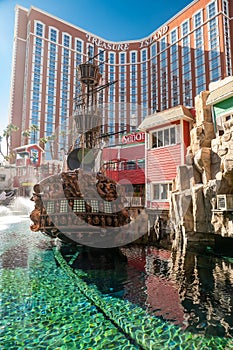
170, 89, 233, 240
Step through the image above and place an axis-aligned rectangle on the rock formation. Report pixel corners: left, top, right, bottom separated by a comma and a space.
170, 88, 233, 240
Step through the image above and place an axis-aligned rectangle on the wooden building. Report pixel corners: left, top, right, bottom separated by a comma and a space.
139, 106, 194, 229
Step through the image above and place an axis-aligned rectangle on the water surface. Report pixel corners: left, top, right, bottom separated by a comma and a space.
1, 205, 233, 348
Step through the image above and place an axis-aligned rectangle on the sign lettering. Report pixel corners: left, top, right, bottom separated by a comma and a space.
86, 25, 169, 52
86, 34, 129, 51
140, 26, 169, 48
121, 131, 145, 144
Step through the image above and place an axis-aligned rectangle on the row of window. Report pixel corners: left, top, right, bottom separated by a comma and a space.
151, 126, 179, 148
105, 160, 145, 171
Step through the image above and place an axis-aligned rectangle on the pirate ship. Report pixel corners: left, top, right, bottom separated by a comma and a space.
29, 54, 146, 248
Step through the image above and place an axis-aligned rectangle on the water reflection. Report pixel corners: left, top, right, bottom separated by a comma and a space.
120, 244, 233, 337
171, 245, 233, 337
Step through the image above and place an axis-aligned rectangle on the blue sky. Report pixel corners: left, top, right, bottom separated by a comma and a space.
0, 0, 192, 137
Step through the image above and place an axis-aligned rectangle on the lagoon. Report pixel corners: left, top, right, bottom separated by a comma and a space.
1, 204, 233, 349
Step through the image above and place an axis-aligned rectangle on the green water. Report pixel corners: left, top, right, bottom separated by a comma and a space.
1, 217, 233, 349
1, 237, 138, 349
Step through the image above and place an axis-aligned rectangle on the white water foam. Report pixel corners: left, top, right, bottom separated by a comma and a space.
0, 197, 33, 217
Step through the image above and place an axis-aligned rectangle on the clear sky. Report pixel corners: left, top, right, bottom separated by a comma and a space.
0, 0, 192, 137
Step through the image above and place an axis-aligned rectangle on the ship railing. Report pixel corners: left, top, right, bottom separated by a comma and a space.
39, 196, 129, 230
125, 197, 144, 207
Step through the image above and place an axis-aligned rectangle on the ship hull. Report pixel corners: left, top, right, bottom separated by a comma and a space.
30, 169, 134, 247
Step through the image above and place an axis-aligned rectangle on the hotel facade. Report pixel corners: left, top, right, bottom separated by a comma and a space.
9, 0, 233, 159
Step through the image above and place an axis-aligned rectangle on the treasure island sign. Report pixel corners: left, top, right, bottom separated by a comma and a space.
86, 25, 168, 51
121, 131, 145, 145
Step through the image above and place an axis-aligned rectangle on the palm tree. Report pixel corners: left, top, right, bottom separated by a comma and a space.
39, 137, 48, 149
29, 124, 40, 144
0, 136, 5, 158
22, 129, 31, 144
3, 123, 19, 156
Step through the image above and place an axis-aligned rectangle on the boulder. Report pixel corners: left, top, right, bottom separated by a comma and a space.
195, 91, 212, 125
193, 147, 212, 184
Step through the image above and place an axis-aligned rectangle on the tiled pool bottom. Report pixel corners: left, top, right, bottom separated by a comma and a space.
1, 248, 140, 349
1, 220, 233, 349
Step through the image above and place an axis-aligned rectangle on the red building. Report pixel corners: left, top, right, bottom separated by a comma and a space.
139, 106, 194, 226
13, 144, 44, 196
102, 131, 145, 207
9, 1, 233, 158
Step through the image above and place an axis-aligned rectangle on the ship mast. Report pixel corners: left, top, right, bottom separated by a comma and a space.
74, 55, 102, 150
71, 52, 116, 170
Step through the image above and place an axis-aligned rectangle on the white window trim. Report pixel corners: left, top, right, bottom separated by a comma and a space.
181, 19, 190, 37
130, 50, 138, 63
48, 26, 59, 42
75, 38, 84, 53
34, 21, 45, 37
140, 48, 147, 62
62, 32, 71, 48
151, 182, 172, 202
192, 9, 203, 29
207, 1, 217, 19
108, 51, 116, 65
170, 27, 178, 44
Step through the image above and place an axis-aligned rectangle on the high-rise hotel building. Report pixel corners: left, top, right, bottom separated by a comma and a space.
10, 0, 232, 159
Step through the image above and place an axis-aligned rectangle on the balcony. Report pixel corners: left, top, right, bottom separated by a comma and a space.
125, 197, 144, 207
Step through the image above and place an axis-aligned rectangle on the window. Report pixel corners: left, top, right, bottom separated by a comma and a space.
90, 200, 99, 212
104, 202, 112, 213
130, 51, 137, 63
141, 49, 147, 62
63, 34, 71, 48
193, 11, 203, 29
76, 39, 83, 53
137, 159, 145, 168
151, 44, 156, 58
0, 175, 6, 182
73, 199, 85, 212
170, 29, 178, 44
35, 22, 44, 37
223, 114, 233, 129
109, 52, 115, 64
207, 1, 217, 19
49, 28, 57, 42
120, 52, 126, 64
126, 161, 136, 170
181, 21, 189, 36
152, 126, 178, 148
60, 200, 68, 213
153, 183, 172, 200
46, 201, 55, 213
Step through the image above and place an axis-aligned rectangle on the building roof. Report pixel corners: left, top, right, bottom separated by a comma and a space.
13, 144, 44, 152
22, 1, 199, 46
206, 80, 233, 105
138, 105, 194, 131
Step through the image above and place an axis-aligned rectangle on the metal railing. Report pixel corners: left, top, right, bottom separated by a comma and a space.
125, 196, 144, 207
